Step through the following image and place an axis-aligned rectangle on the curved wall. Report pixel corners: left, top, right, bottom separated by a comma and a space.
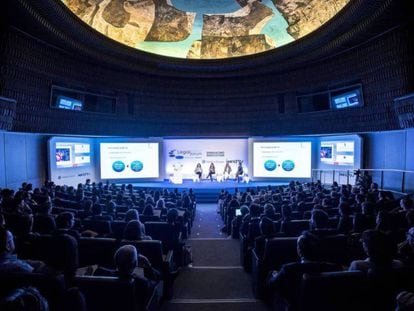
0, 0, 413, 136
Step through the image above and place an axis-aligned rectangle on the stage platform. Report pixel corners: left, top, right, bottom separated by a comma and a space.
126, 180, 288, 203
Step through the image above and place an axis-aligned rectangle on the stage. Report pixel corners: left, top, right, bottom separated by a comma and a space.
126, 180, 289, 202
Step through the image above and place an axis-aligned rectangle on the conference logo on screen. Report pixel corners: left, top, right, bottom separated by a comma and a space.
131, 161, 144, 172
112, 161, 125, 172
282, 160, 295, 172
264, 160, 277, 171
168, 149, 201, 160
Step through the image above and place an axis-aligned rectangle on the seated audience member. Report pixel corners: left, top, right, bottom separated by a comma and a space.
0, 287, 49, 311
262, 203, 279, 221
142, 204, 154, 216
33, 202, 56, 234
353, 201, 377, 232
166, 208, 179, 225
54, 212, 80, 241
94, 245, 160, 308
309, 209, 336, 237
12, 191, 33, 215
266, 231, 341, 310
254, 217, 277, 259
240, 204, 261, 236
398, 227, 414, 267
125, 209, 140, 222
349, 229, 403, 274
337, 202, 353, 234
80, 200, 93, 219
123, 220, 152, 241
87, 203, 113, 222
396, 291, 414, 311
0, 226, 46, 273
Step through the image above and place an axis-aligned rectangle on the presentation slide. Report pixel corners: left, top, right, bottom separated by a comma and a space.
164, 139, 248, 179
252, 142, 312, 178
55, 142, 91, 168
320, 141, 355, 166
100, 142, 159, 179
48, 137, 96, 186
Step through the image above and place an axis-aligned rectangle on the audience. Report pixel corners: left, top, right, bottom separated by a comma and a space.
123, 220, 152, 241
349, 229, 403, 274
0, 287, 49, 311
93, 245, 160, 308
266, 231, 340, 310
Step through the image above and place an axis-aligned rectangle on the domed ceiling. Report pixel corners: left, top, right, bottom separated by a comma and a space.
61, 0, 351, 59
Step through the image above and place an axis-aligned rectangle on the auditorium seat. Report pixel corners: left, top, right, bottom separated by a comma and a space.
0, 272, 66, 311
139, 215, 161, 223
82, 219, 112, 236
111, 220, 127, 240
33, 215, 56, 234
281, 220, 310, 236
301, 271, 368, 311
318, 234, 350, 265
252, 237, 298, 298
78, 237, 118, 268
120, 239, 175, 298
144, 222, 181, 254
72, 276, 140, 311
240, 222, 261, 272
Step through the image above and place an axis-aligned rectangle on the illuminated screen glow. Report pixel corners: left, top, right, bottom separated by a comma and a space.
252, 141, 312, 178
60, 0, 350, 59
320, 141, 355, 166
56, 142, 91, 168
100, 142, 160, 179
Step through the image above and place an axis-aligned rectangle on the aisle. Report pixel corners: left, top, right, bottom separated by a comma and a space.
161, 204, 269, 311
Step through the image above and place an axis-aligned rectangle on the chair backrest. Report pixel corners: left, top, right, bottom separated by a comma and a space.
73, 276, 137, 311
139, 215, 161, 223
33, 234, 78, 277
300, 271, 367, 311
247, 222, 261, 246
83, 219, 112, 236
78, 237, 118, 268
318, 234, 349, 265
144, 222, 180, 253
263, 237, 298, 270
4, 213, 29, 236
111, 221, 127, 240
0, 272, 66, 311
33, 215, 56, 234
282, 220, 310, 236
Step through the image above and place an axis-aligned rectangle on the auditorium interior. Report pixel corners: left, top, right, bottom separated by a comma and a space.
1, 0, 414, 310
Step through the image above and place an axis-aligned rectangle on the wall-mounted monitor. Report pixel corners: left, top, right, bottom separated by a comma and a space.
331, 87, 363, 110
57, 96, 83, 111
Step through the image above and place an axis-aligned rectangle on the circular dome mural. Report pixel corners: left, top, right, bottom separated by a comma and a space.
61, 0, 351, 59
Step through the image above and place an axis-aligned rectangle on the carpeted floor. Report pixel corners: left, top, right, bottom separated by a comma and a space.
188, 239, 240, 267
191, 203, 224, 238
161, 203, 270, 311
171, 267, 254, 299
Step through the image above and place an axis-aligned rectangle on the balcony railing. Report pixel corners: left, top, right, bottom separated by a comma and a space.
311, 169, 414, 195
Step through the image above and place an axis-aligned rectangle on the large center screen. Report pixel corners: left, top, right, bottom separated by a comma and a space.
100, 142, 159, 179
253, 142, 312, 178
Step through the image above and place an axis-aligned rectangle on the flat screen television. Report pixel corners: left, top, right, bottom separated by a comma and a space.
331, 88, 363, 110
57, 96, 83, 111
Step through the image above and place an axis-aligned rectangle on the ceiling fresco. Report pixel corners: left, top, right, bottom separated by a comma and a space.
61, 0, 351, 59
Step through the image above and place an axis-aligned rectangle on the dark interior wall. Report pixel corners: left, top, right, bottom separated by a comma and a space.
0, 1, 413, 137
0, 132, 47, 189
